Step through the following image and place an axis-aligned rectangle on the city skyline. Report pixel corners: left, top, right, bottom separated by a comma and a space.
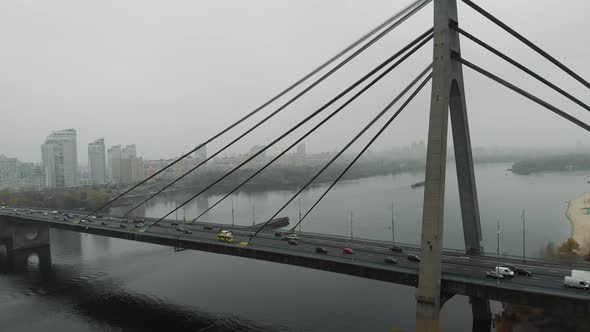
0, 0, 588, 165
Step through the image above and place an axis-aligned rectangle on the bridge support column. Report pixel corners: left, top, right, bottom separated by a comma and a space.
471, 297, 492, 332
0, 218, 51, 250
416, 0, 487, 330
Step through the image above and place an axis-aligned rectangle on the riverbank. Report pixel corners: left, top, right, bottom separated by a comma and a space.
565, 192, 590, 252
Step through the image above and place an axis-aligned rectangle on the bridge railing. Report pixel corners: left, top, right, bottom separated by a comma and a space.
291, 229, 590, 268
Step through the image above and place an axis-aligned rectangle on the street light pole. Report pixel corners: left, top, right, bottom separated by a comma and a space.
350, 210, 353, 240
497, 219, 501, 284
175, 201, 178, 222
231, 197, 235, 228
298, 198, 302, 232
252, 204, 255, 226
522, 208, 526, 263
391, 201, 395, 246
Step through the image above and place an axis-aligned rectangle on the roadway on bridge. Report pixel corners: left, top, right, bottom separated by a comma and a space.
1, 207, 587, 301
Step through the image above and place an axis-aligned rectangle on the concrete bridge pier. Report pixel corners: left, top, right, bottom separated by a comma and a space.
470, 297, 492, 332
0, 218, 52, 272
416, 0, 489, 330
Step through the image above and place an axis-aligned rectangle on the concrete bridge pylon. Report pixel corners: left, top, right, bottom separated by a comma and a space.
415, 0, 489, 330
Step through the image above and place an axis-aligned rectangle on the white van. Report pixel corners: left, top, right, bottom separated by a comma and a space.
564, 276, 589, 290
495, 266, 515, 277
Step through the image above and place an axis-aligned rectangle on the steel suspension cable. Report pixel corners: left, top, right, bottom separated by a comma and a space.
251, 69, 433, 240
456, 56, 590, 131
125, 3, 432, 216
291, 73, 432, 232
142, 31, 434, 231
192, 64, 433, 224
80, 0, 429, 220
453, 26, 590, 113
461, 0, 590, 89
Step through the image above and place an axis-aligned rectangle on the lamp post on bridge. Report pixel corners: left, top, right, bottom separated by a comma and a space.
497, 219, 502, 285
522, 209, 526, 263
391, 201, 395, 246
350, 210, 353, 240
298, 198, 302, 232
231, 197, 235, 228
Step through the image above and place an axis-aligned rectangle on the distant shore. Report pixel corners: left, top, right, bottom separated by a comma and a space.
565, 192, 590, 252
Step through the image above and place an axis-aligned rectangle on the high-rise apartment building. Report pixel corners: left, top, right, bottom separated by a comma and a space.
121, 144, 142, 184
0, 155, 46, 191
88, 138, 107, 185
41, 129, 78, 188
107, 145, 122, 183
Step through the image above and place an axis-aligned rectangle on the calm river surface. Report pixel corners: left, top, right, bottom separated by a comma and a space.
0, 163, 587, 331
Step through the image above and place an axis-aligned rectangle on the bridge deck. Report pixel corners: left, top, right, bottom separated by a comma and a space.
1, 208, 589, 315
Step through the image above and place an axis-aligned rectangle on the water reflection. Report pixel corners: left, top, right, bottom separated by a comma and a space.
0, 232, 295, 332
1, 164, 586, 331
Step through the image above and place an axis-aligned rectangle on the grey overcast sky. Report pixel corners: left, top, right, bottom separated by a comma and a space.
1, 0, 588, 164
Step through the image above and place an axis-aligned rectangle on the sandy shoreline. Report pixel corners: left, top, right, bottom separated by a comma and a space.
566, 192, 590, 252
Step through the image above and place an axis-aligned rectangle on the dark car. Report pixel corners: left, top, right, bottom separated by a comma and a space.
407, 254, 421, 262
390, 245, 403, 253
101, 221, 108, 226
288, 239, 299, 245
274, 232, 282, 237
183, 229, 193, 234
315, 247, 328, 254
203, 226, 213, 230
504, 264, 532, 276
384, 257, 398, 264
171, 222, 179, 226
119, 224, 127, 229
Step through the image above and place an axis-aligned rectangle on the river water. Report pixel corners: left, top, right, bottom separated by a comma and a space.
0, 163, 587, 331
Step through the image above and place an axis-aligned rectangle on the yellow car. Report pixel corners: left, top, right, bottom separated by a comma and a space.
217, 230, 235, 242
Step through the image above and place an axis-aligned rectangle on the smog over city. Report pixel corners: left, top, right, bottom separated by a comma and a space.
1, 0, 588, 164
0, 1, 589, 332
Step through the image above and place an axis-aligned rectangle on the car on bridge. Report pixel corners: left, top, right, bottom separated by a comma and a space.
564, 276, 590, 290
286, 234, 298, 241
343, 248, 355, 255
101, 221, 108, 226
135, 223, 145, 228
495, 266, 515, 278
503, 264, 532, 276
315, 247, 328, 254
384, 257, 398, 264
288, 239, 298, 245
390, 245, 403, 253
217, 230, 235, 242
183, 229, 192, 234
407, 254, 420, 262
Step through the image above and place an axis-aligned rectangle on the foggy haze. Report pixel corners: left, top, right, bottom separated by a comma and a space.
1, 0, 588, 165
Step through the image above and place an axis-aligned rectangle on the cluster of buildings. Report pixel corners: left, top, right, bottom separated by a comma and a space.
0, 129, 146, 191
0, 128, 319, 192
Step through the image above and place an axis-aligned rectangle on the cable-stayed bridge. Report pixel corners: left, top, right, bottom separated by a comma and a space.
1, 0, 588, 330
